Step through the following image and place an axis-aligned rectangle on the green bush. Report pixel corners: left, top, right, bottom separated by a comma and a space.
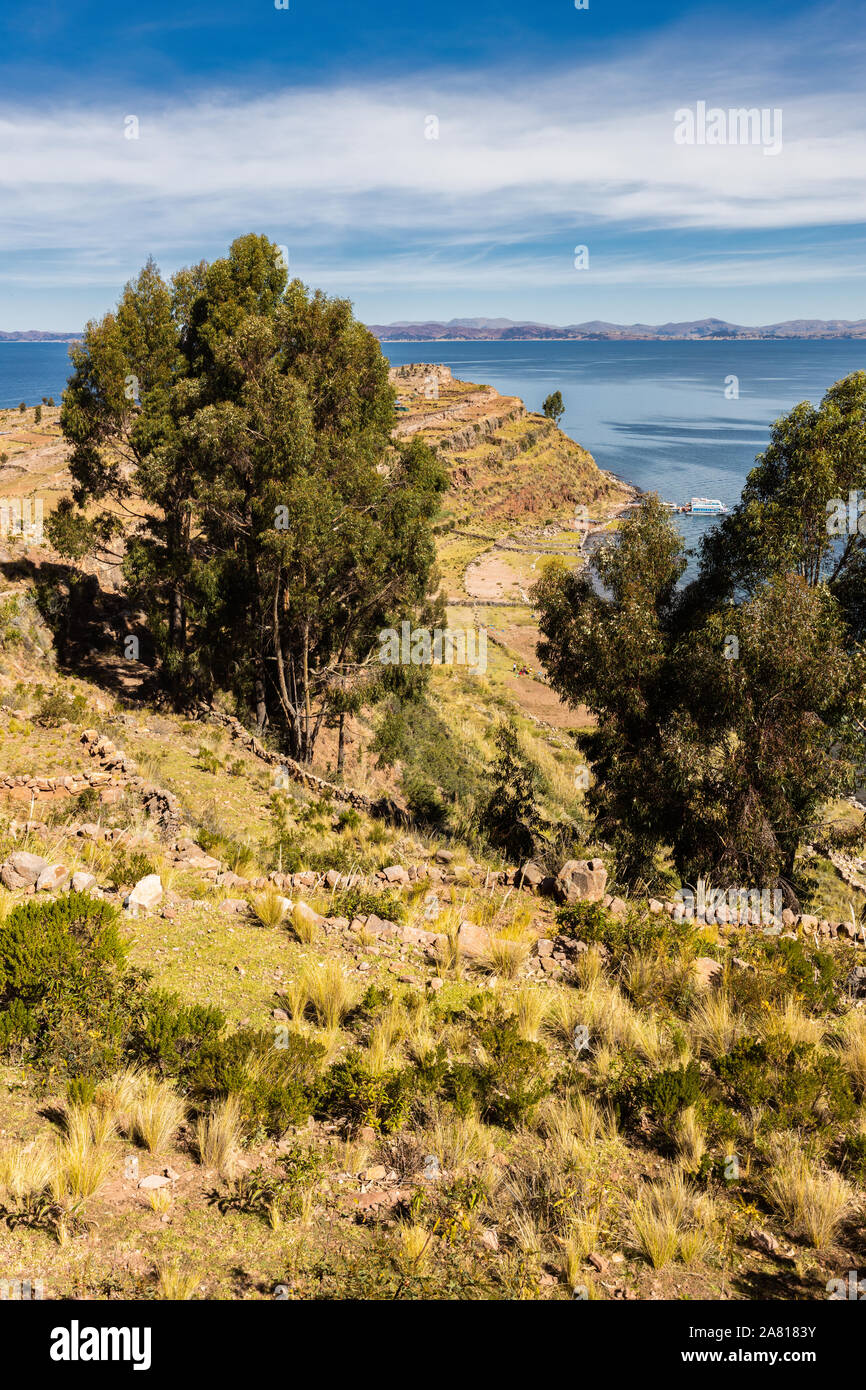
107, 849, 156, 888
34, 689, 89, 726
330, 886, 407, 924
556, 899, 695, 965
452, 1012, 550, 1127
189, 1027, 324, 1138
210, 1145, 323, 1224
318, 1051, 415, 1133
644, 1060, 701, 1124
131, 991, 226, 1076
712, 1037, 855, 1131
66, 1075, 97, 1109
0, 892, 137, 1074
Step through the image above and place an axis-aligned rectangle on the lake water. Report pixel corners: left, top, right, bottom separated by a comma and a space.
4, 337, 865, 556
386, 339, 866, 559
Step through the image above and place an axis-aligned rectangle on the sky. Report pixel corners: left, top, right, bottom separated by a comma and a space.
2, 0, 865, 330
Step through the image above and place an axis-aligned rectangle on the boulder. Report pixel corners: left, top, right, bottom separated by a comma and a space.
71, 870, 97, 893
8, 850, 47, 885
457, 919, 489, 958
36, 864, 70, 893
126, 874, 163, 913
554, 858, 607, 905
517, 861, 544, 890
381, 864, 410, 885
693, 956, 723, 990
0, 864, 27, 891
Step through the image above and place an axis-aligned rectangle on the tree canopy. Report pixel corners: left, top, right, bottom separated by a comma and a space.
51, 234, 447, 762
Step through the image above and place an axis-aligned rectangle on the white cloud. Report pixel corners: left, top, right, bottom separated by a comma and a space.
1, 22, 866, 302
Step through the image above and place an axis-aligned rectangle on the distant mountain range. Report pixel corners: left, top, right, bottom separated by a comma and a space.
0, 330, 80, 341
369, 317, 866, 341
3, 316, 866, 344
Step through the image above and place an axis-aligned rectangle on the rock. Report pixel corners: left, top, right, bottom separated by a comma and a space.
7, 850, 47, 885
381, 864, 410, 884
420, 1154, 442, 1180
292, 900, 324, 932
183, 853, 221, 872
517, 860, 544, 890
125, 874, 163, 912
781, 908, 796, 927
428, 977, 444, 992
324, 869, 342, 889
608, 896, 628, 918
361, 1164, 387, 1183
36, 863, 70, 893
554, 858, 607, 905
272, 1008, 289, 1022
0, 865, 27, 891
534, 938, 554, 958
693, 956, 723, 989
71, 870, 97, 893
798, 914, 819, 932
138, 1174, 171, 1190
457, 919, 489, 958
479, 1228, 499, 1253
648, 899, 664, 915
588, 1252, 609, 1274
434, 849, 454, 864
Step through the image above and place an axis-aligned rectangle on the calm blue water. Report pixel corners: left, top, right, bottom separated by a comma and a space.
385, 339, 866, 558
4, 338, 865, 558
0, 342, 75, 410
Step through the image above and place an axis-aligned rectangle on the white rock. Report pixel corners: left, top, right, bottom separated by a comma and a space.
126, 874, 163, 912
71, 870, 97, 893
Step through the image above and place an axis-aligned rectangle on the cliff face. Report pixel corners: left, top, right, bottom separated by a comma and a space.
389, 364, 632, 523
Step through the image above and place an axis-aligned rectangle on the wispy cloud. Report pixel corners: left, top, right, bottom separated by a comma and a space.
2, 18, 865, 316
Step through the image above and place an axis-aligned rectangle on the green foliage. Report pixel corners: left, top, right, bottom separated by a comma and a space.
479, 719, 541, 861
542, 391, 564, 425
371, 692, 484, 825
189, 1027, 324, 1138
66, 1075, 97, 1109
556, 898, 694, 965
131, 991, 227, 1076
107, 849, 156, 888
447, 1011, 549, 1127
643, 1060, 701, 1125
59, 236, 446, 759
330, 885, 407, 924
0, 892, 136, 1074
318, 1050, 414, 1133
210, 1143, 323, 1224
535, 489, 866, 888
34, 688, 88, 726
712, 1037, 855, 1132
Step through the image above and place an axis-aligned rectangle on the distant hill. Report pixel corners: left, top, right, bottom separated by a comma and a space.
369, 316, 866, 341
0, 330, 80, 342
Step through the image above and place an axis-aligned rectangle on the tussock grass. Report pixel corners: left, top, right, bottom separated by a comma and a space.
761, 1136, 857, 1249
250, 886, 289, 930
689, 989, 745, 1060
511, 985, 546, 1041
154, 1257, 199, 1300
130, 1077, 186, 1154
300, 959, 358, 1030
0, 1139, 56, 1204
195, 1094, 243, 1177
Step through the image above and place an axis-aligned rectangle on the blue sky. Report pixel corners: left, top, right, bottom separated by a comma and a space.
2, 0, 865, 329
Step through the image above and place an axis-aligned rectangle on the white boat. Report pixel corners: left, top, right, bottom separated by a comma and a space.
690, 497, 727, 515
